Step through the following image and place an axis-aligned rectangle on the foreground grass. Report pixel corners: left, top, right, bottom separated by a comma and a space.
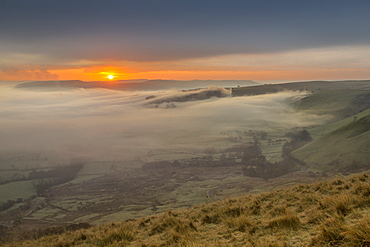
4, 173, 370, 246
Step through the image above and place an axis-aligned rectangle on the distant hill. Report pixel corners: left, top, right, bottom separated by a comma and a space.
232, 80, 370, 96
15, 80, 89, 90
144, 87, 231, 105
121, 79, 258, 91
15, 79, 258, 91
3, 173, 370, 246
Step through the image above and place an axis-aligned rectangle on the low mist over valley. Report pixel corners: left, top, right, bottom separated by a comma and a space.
0, 80, 325, 161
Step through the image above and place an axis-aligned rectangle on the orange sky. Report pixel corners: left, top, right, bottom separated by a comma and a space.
5, 66, 368, 83
45, 67, 370, 82
1, 46, 370, 82
1, 66, 370, 82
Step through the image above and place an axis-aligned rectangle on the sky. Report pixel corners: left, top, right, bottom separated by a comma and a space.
1, 0, 370, 82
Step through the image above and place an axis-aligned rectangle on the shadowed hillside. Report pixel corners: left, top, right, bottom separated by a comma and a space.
2, 173, 369, 246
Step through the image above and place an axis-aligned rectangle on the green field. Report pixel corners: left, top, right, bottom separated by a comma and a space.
0, 180, 36, 203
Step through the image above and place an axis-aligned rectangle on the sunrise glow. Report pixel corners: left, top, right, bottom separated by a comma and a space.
1, 1, 369, 82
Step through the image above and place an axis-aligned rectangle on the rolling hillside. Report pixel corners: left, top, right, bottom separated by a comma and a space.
233, 80, 370, 173
290, 82, 370, 173
293, 112, 370, 173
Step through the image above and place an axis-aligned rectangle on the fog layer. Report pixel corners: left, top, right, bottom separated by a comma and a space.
0, 84, 329, 161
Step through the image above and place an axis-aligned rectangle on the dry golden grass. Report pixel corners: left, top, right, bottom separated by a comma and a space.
3, 173, 370, 246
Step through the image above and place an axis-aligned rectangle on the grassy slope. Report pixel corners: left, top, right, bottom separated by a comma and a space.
294, 90, 370, 118
4, 173, 370, 246
293, 112, 370, 172
290, 82, 370, 172
306, 108, 370, 140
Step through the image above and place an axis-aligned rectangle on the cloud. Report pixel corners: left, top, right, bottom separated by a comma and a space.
0, 84, 330, 162
1, 1, 370, 64
173, 45, 370, 71
0, 68, 59, 81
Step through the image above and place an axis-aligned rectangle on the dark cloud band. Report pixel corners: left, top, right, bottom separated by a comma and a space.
1, 0, 370, 63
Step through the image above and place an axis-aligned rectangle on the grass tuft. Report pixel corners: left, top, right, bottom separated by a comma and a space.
267, 213, 301, 230
311, 216, 346, 246
343, 218, 370, 246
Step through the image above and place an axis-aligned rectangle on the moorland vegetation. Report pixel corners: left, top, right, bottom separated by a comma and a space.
3, 173, 369, 246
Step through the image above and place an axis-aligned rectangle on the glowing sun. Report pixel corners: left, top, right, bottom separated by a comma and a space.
107, 75, 115, 80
